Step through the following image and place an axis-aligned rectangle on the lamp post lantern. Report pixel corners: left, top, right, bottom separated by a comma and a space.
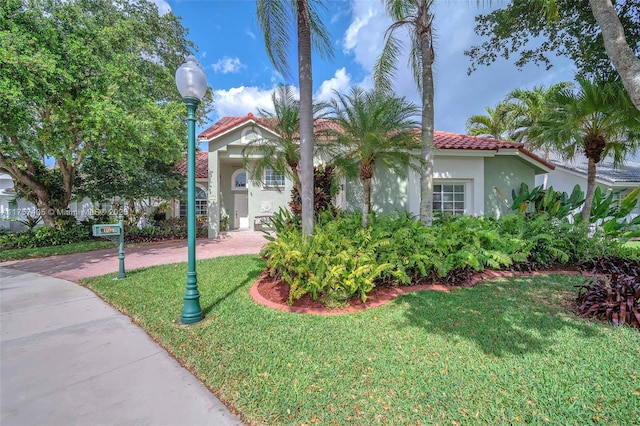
176, 55, 207, 324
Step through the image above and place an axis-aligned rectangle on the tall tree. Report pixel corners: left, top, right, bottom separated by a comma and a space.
256, 0, 334, 235
0, 0, 210, 226
465, 104, 513, 139
76, 153, 186, 224
535, 78, 640, 220
466, 0, 640, 109
326, 87, 420, 228
375, 0, 436, 226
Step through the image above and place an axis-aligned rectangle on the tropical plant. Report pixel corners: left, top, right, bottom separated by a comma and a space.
16, 212, 42, 230
502, 83, 572, 145
324, 87, 421, 228
576, 273, 640, 328
465, 104, 513, 139
535, 78, 640, 220
375, 0, 437, 226
289, 165, 337, 221
242, 84, 328, 190
508, 183, 585, 220
256, 0, 334, 235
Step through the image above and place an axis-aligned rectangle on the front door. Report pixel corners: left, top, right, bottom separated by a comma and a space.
234, 193, 249, 229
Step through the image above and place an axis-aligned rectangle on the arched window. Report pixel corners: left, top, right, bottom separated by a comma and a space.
231, 169, 247, 191
179, 186, 208, 217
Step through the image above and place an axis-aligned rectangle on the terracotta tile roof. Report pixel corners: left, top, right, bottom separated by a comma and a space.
430, 131, 554, 170
176, 151, 208, 178
198, 113, 263, 139
432, 130, 516, 150
197, 114, 554, 170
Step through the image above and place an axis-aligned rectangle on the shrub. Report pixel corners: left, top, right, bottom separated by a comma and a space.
263, 212, 537, 306
0, 224, 92, 249
575, 274, 640, 328
264, 226, 391, 307
289, 165, 338, 221
122, 217, 207, 244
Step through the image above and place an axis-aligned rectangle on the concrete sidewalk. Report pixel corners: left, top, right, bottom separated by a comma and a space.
0, 232, 267, 426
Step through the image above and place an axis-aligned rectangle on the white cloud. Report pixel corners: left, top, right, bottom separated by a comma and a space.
245, 29, 256, 39
342, 1, 389, 71
213, 86, 276, 118
315, 68, 352, 101
200, 51, 207, 59
338, 1, 577, 133
212, 57, 246, 74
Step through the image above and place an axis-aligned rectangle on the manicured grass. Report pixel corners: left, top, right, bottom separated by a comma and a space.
84, 256, 640, 425
0, 240, 114, 262
624, 241, 640, 249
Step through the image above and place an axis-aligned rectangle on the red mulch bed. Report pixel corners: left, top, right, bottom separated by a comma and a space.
250, 267, 589, 315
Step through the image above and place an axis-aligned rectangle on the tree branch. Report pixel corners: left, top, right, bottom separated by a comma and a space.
589, 0, 640, 111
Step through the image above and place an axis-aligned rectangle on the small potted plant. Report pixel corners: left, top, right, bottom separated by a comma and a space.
220, 209, 230, 232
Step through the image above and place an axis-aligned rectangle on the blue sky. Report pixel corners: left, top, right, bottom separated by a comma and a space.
160, 0, 577, 135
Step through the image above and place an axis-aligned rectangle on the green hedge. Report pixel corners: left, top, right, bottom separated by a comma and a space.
0, 223, 93, 249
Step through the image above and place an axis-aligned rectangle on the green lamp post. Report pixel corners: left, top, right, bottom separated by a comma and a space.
175, 55, 207, 324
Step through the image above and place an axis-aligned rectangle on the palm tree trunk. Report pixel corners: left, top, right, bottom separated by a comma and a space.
419, 25, 434, 226
581, 157, 597, 221
297, 0, 314, 236
362, 177, 371, 228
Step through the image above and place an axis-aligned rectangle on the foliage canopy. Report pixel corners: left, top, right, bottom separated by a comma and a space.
0, 0, 211, 225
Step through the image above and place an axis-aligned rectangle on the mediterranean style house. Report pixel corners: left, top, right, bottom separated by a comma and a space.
184, 113, 554, 238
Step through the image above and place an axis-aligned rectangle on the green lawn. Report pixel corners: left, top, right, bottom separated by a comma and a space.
0, 240, 114, 262
84, 255, 640, 425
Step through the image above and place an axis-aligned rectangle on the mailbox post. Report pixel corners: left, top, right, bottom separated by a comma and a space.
92, 216, 125, 279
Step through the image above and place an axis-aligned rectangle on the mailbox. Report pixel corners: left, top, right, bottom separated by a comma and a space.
92, 224, 122, 237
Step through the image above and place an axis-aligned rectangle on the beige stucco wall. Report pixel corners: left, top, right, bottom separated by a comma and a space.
206, 122, 294, 237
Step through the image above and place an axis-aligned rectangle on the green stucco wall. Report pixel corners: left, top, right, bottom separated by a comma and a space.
484, 156, 536, 218
344, 164, 409, 214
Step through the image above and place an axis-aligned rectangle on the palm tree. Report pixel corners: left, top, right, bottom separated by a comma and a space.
465, 104, 513, 139
536, 78, 640, 220
326, 87, 420, 228
256, 0, 333, 235
374, 0, 436, 226
503, 83, 571, 145
500, 82, 572, 189
242, 84, 327, 189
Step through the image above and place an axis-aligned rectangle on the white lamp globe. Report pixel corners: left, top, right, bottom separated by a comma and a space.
175, 55, 208, 100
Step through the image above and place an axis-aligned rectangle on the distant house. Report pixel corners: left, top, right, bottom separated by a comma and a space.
535, 152, 640, 219
185, 113, 553, 238
1, 173, 104, 231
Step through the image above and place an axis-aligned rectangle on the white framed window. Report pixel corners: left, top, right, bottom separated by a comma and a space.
179, 186, 208, 217
433, 182, 466, 215
264, 167, 285, 188
231, 169, 247, 191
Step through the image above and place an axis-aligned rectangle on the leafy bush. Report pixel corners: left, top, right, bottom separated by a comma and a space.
576, 274, 640, 328
263, 224, 391, 307
0, 224, 92, 249
289, 165, 338, 221
123, 217, 207, 244
262, 210, 631, 307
